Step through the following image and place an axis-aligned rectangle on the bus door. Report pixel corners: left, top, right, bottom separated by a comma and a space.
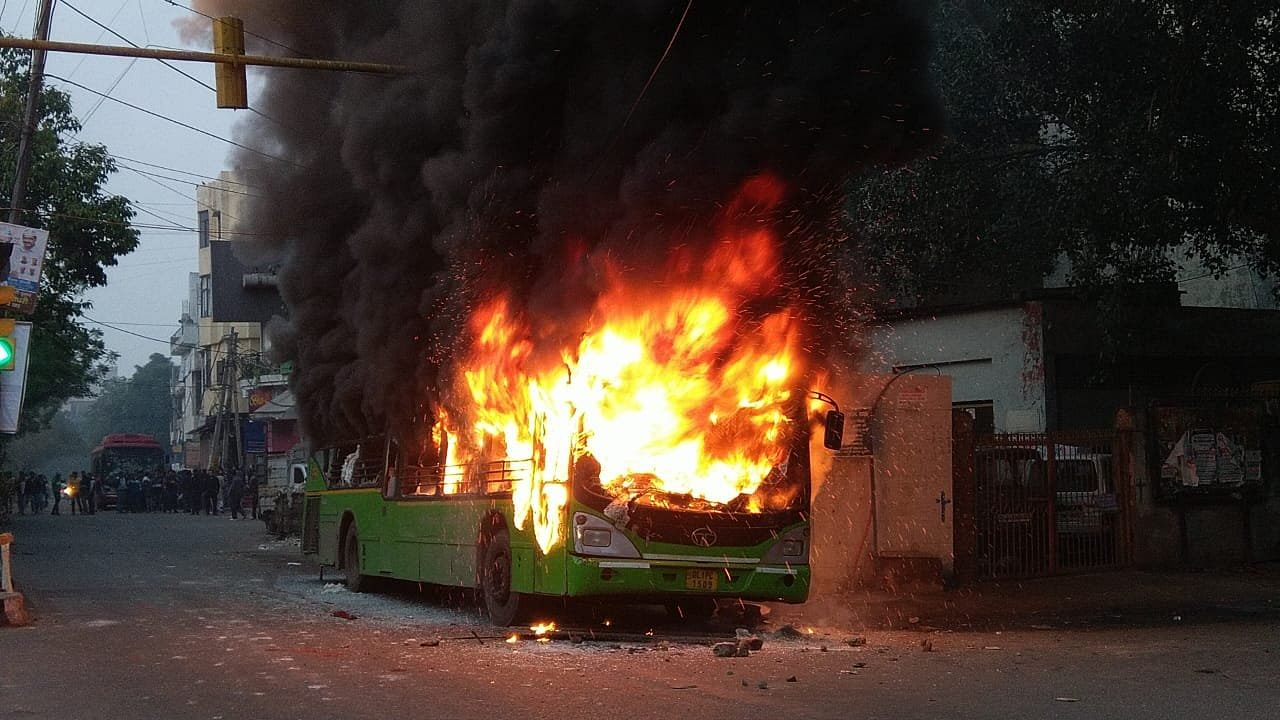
381, 438, 422, 580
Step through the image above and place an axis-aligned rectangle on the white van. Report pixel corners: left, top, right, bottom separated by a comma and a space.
1023, 449, 1117, 535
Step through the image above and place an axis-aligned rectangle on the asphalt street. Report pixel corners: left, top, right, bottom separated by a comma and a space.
2, 511, 1279, 719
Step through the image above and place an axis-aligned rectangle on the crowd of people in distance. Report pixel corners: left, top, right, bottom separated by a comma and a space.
0, 468, 259, 520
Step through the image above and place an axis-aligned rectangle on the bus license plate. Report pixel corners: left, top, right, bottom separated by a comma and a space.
685, 569, 719, 591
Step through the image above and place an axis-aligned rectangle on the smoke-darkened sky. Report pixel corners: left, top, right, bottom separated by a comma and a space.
193, 1, 941, 443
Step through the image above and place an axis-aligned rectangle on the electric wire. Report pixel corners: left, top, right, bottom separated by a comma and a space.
162, 0, 309, 58
61, 0, 293, 132
45, 73, 300, 167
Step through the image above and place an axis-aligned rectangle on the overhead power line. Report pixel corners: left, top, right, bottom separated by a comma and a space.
107, 153, 259, 188
162, 0, 309, 58
45, 73, 300, 167
61, 0, 292, 131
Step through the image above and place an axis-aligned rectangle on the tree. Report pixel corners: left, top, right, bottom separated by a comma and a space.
80, 354, 174, 450
846, 1, 1280, 305
0, 47, 140, 433
0, 407, 89, 475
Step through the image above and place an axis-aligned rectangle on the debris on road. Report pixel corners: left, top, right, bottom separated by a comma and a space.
773, 624, 803, 637
419, 639, 440, 647
844, 636, 867, 647
920, 639, 935, 652
713, 642, 739, 657
735, 627, 764, 651
786, 676, 798, 683
1055, 697, 1080, 703
330, 610, 358, 620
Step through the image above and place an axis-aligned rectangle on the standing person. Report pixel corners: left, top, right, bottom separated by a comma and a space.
205, 471, 220, 515
17, 471, 28, 515
91, 474, 104, 514
85, 473, 97, 515
51, 473, 63, 515
68, 472, 80, 515
31, 474, 48, 514
248, 469, 260, 520
228, 471, 246, 520
163, 471, 178, 513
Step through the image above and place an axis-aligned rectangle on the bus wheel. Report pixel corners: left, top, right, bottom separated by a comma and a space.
665, 598, 717, 623
342, 528, 367, 593
480, 529, 522, 626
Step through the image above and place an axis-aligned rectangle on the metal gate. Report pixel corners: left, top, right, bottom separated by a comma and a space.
973, 431, 1132, 579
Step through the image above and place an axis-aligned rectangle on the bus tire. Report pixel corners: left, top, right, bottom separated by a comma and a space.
342, 527, 368, 593
480, 528, 522, 626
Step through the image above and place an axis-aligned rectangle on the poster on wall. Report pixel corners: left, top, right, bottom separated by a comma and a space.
1161, 429, 1247, 488
1153, 399, 1264, 497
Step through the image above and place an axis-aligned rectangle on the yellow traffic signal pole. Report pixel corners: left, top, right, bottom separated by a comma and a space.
0, 34, 411, 77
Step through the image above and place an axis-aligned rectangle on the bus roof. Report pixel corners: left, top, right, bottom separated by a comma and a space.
92, 433, 164, 454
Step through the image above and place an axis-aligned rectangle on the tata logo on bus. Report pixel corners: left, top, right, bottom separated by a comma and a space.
690, 527, 718, 547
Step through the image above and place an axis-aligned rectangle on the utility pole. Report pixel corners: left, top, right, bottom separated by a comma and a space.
208, 329, 242, 474
228, 328, 244, 474
9, 0, 56, 225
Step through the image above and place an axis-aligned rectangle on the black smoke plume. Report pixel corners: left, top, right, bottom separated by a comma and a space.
187, 1, 940, 445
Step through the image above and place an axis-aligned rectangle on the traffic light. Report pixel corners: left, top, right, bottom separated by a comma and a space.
213, 16, 248, 109
0, 318, 14, 371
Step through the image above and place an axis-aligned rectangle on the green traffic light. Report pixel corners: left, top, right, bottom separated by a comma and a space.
0, 337, 14, 371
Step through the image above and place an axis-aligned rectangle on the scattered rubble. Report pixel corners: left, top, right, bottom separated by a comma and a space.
771, 624, 805, 639
330, 610, 358, 620
844, 636, 867, 647
713, 642, 740, 657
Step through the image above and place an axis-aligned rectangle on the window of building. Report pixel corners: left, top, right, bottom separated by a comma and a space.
192, 367, 204, 406
955, 401, 996, 436
198, 275, 211, 317
198, 210, 210, 248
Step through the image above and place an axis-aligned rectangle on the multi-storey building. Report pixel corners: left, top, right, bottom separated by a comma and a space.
169, 172, 286, 469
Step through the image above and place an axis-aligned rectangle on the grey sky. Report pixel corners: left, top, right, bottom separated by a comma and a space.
2, 0, 247, 374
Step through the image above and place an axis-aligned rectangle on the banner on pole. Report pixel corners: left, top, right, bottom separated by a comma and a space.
0, 322, 33, 434
0, 222, 50, 314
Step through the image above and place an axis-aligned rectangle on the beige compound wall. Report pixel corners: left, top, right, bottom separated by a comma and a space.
810, 374, 954, 592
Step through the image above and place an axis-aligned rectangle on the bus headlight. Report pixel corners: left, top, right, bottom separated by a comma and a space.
573, 512, 641, 558
762, 526, 810, 564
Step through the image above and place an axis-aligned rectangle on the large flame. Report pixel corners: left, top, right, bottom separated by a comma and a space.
437, 175, 806, 552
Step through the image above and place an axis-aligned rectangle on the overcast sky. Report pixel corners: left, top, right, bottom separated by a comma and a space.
2, 0, 248, 375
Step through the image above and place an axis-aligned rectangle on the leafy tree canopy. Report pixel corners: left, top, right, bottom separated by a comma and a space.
80, 353, 174, 450
0, 47, 140, 433
847, 1, 1279, 306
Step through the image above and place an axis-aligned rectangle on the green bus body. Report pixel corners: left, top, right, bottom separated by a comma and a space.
302, 417, 813, 609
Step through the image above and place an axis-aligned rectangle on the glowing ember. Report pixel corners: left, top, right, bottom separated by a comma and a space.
441, 175, 808, 552
530, 622, 556, 636
505, 634, 519, 644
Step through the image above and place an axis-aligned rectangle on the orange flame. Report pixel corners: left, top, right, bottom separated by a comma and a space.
440, 175, 806, 552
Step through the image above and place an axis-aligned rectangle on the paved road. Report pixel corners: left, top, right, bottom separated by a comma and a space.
2, 511, 1279, 720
